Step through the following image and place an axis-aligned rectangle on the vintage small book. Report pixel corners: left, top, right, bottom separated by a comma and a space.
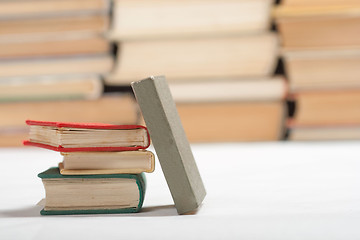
23, 120, 150, 152
131, 76, 206, 214
38, 167, 145, 215
59, 150, 155, 175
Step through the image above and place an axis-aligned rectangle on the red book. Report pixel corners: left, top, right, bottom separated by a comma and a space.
23, 120, 150, 152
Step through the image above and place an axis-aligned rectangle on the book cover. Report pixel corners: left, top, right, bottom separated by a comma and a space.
38, 167, 146, 215
131, 76, 206, 215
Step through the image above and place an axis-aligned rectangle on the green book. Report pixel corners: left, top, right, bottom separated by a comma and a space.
38, 167, 146, 215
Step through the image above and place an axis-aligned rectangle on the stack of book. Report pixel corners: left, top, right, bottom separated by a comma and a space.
274, 0, 360, 140
24, 120, 154, 215
106, 0, 286, 142
0, 0, 119, 146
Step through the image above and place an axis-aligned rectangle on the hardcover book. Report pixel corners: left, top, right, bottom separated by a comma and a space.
292, 90, 360, 125
274, 4, 360, 49
109, 0, 273, 40
38, 167, 146, 215
288, 122, 360, 141
169, 76, 287, 103
132, 76, 206, 214
0, 14, 109, 39
0, 0, 109, 18
0, 74, 103, 102
176, 101, 286, 142
24, 120, 150, 152
0, 94, 139, 130
0, 35, 110, 59
283, 48, 360, 91
106, 33, 278, 85
0, 54, 113, 78
59, 150, 155, 175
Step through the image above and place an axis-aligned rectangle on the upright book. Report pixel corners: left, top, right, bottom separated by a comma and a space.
132, 76, 206, 215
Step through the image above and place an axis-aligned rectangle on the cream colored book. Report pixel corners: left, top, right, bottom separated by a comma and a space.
289, 125, 360, 141
0, 74, 103, 102
0, 15, 109, 40
169, 76, 286, 103
176, 101, 286, 142
0, 34, 110, 59
294, 90, 360, 125
274, 4, 360, 49
281, 0, 359, 7
106, 33, 278, 85
109, 0, 273, 40
283, 48, 360, 91
59, 151, 155, 175
0, 0, 109, 18
0, 54, 113, 78
0, 94, 139, 129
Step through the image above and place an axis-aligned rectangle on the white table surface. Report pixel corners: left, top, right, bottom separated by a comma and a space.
0, 141, 359, 239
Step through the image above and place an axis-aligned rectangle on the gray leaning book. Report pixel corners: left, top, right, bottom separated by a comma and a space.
131, 76, 206, 214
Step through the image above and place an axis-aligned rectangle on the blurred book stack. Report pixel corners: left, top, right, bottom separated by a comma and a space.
274, 0, 360, 140
0, 0, 141, 146
106, 0, 286, 142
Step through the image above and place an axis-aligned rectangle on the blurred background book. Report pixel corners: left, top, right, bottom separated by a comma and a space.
107, 0, 286, 142
274, 0, 360, 141
0, 0, 359, 146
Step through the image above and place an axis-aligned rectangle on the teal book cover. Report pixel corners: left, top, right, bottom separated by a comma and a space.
38, 167, 146, 215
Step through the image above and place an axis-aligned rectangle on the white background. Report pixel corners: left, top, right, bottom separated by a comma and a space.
1, 141, 359, 239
